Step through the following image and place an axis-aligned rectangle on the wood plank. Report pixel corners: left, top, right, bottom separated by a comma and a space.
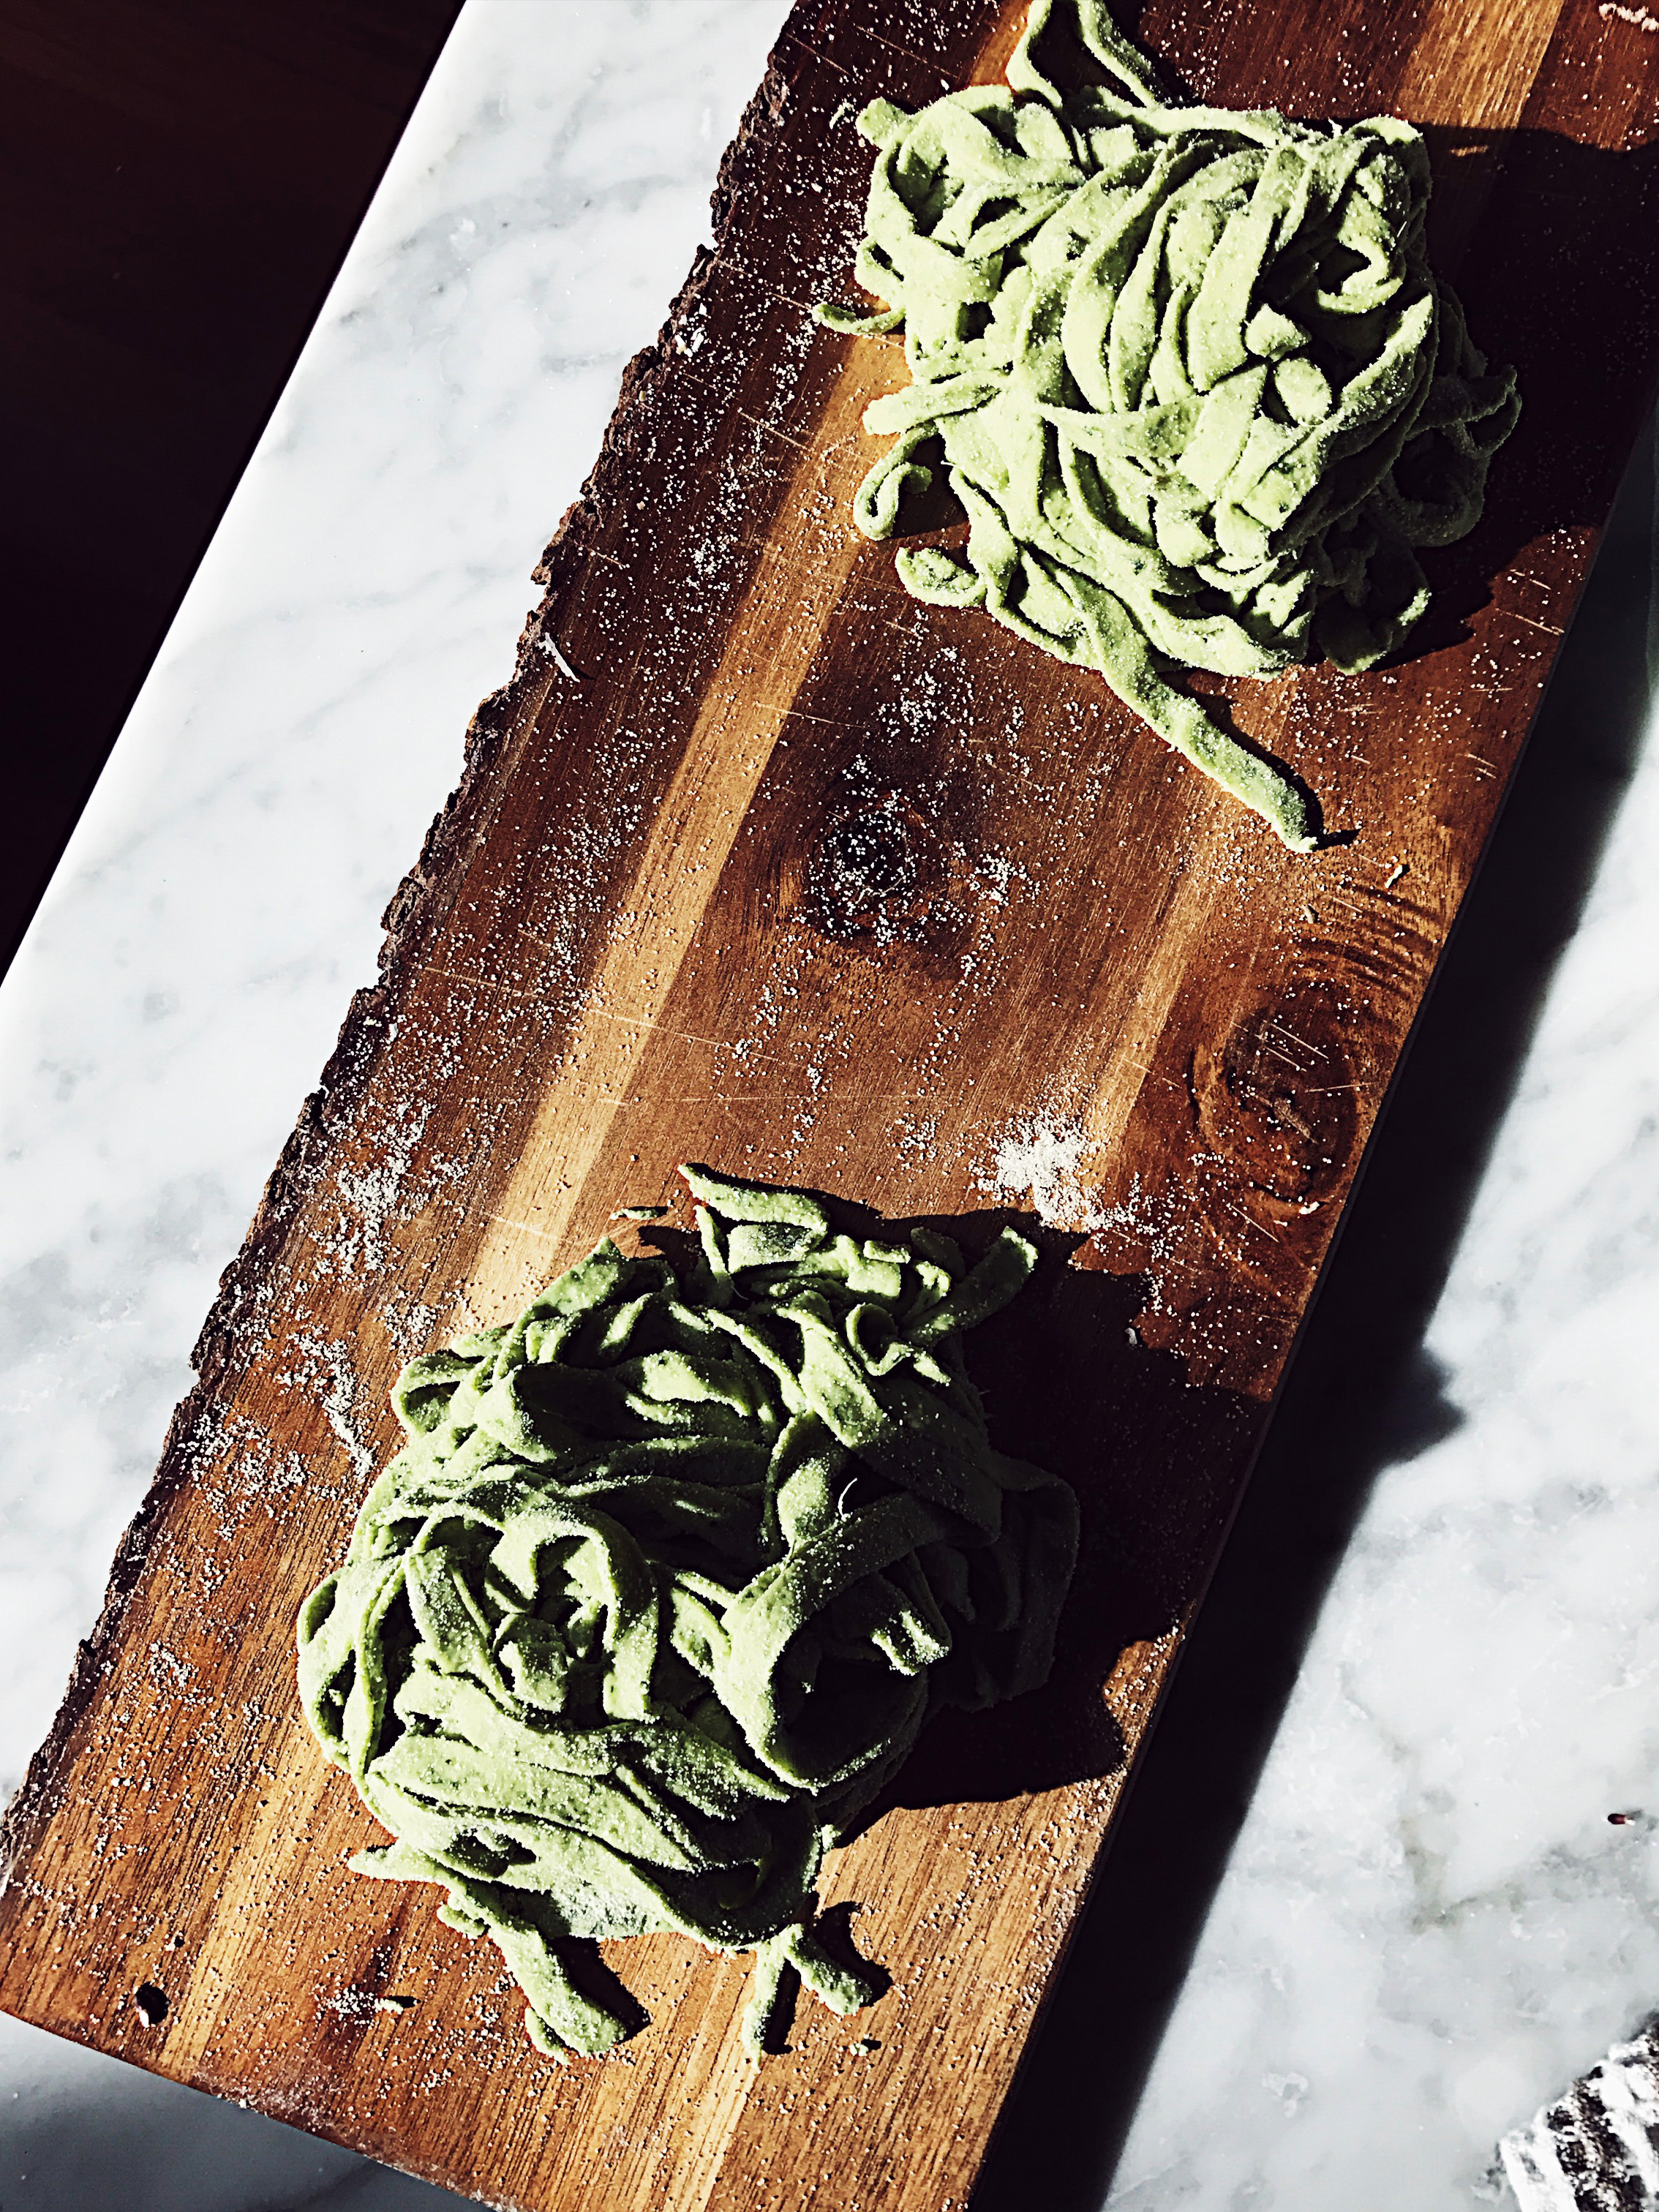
4, 0, 1659, 2205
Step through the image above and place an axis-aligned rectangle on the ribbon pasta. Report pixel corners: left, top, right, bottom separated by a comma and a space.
298, 1166, 1077, 2058
819, 0, 1519, 849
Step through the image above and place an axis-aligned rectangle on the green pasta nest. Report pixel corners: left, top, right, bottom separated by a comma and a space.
297, 1166, 1077, 2058
819, 0, 1519, 850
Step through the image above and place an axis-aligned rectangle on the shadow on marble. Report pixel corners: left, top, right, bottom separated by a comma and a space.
971, 408, 1659, 2212
0, 2014, 471, 2211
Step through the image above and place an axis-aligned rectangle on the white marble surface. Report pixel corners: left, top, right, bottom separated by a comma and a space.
1105, 525, 1659, 2212
4, 4, 1659, 2208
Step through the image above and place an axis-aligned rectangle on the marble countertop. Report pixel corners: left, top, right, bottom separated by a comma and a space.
4, 3, 1659, 2206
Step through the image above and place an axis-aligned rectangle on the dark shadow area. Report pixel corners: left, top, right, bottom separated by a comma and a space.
1184, 680, 1332, 844
751, 1957, 805, 2056
886, 440, 968, 542
1401, 127, 1659, 660
0, 2010, 472, 2209
1022, 0, 1189, 104
870, 1216, 1261, 1813
649, 1201, 1262, 1814
969, 405, 1658, 2212
557, 1938, 652, 2044
812, 1896, 891, 2001
756, 1901, 893, 2054
0, 0, 464, 982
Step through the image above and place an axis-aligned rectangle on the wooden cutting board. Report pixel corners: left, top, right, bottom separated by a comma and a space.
4, 1, 1658, 2205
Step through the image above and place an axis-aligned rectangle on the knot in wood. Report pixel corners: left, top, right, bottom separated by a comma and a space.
1192, 998, 1356, 1204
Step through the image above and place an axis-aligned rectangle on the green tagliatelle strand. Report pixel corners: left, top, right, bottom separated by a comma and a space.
297, 1166, 1077, 2059
817, 0, 1519, 851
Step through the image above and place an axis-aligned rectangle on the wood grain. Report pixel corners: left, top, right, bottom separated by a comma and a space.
4, 0, 1659, 2205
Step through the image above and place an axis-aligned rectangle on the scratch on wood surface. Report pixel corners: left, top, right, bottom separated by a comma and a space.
858, 24, 958, 78
1260, 1020, 1329, 1066
707, 1091, 922, 1102
587, 1007, 771, 1055
421, 965, 531, 1001
486, 1214, 560, 1244
1221, 1197, 1282, 1244
1257, 1040, 1306, 1072
756, 701, 849, 724
737, 409, 810, 451
776, 31, 852, 78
